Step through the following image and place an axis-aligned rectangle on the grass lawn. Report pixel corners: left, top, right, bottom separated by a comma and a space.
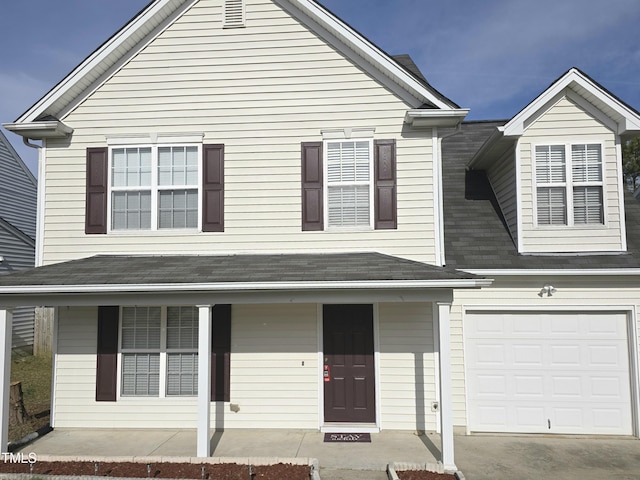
9, 354, 52, 442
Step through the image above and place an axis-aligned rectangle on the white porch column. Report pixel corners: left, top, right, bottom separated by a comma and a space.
0, 309, 13, 452
436, 302, 456, 471
197, 305, 213, 457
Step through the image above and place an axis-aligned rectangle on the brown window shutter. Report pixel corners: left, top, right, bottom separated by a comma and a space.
96, 306, 119, 402
374, 139, 397, 229
86, 147, 108, 234
211, 304, 231, 402
301, 142, 323, 231
203, 144, 225, 232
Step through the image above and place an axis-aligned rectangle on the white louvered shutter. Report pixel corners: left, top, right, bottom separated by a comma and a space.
535, 145, 567, 225
327, 141, 371, 227
573, 186, 603, 224
572, 144, 604, 224
537, 187, 567, 225
166, 306, 199, 396
536, 145, 566, 183
572, 144, 602, 182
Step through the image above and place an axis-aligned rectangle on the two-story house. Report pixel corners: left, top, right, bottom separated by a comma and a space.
2, 0, 640, 471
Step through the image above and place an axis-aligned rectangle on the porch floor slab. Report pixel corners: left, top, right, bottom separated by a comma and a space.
17, 429, 441, 471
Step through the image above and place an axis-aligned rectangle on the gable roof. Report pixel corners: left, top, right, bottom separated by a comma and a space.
443, 121, 640, 271
503, 68, 640, 137
5, 0, 464, 138
469, 68, 640, 170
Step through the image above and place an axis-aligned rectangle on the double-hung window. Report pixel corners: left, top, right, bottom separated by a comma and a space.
120, 306, 198, 398
110, 145, 200, 231
120, 307, 162, 396
325, 140, 373, 228
535, 143, 604, 226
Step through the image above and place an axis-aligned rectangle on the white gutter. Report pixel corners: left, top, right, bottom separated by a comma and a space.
3, 121, 73, 139
0, 278, 493, 295
405, 109, 469, 128
463, 269, 640, 276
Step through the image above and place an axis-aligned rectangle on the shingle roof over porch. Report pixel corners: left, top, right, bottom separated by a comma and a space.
0, 252, 487, 289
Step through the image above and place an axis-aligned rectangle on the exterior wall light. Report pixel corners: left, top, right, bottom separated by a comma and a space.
538, 285, 556, 297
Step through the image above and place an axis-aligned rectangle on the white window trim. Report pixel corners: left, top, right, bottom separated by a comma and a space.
117, 305, 199, 399
323, 138, 375, 231
107, 143, 203, 233
533, 141, 606, 228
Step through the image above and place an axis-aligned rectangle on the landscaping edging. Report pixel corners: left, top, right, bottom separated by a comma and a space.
387, 461, 465, 480
7, 426, 53, 452
0, 455, 321, 480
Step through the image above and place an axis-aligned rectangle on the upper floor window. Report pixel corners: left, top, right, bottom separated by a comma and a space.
86, 142, 224, 235
325, 140, 374, 228
535, 143, 604, 226
110, 145, 200, 231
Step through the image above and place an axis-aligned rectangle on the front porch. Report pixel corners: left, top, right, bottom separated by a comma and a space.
17, 428, 442, 471
0, 253, 492, 472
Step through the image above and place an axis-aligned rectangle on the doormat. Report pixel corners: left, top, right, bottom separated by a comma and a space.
324, 433, 371, 443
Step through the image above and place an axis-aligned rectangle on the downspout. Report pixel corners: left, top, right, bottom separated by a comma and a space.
22, 137, 45, 268
22, 137, 56, 430
434, 124, 462, 267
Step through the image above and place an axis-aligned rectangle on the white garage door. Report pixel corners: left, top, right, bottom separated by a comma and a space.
465, 311, 632, 435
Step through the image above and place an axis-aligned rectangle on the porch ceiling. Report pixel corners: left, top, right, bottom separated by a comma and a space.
0, 253, 490, 306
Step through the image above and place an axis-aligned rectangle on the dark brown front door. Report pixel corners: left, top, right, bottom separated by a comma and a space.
323, 304, 376, 423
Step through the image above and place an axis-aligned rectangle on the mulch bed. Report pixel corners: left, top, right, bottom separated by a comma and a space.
0, 461, 310, 479
396, 471, 457, 480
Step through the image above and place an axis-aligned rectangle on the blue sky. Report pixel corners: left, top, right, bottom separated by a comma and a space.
2, 0, 640, 173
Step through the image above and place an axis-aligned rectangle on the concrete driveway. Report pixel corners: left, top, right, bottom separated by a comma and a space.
455, 435, 640, 480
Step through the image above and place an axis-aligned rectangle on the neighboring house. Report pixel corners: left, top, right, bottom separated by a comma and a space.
1, 0, 640, 471
0, 130, 37, 353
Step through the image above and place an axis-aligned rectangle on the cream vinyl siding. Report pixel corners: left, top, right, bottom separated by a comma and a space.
41, 0, 436, 265
378, 302, 437, 431
487, 149, 517, 244
228, 304, 318, 429
449, 276, 640, 429
54, 306, 200, 428
518, 96, 624, 253
54, 304, 318, 429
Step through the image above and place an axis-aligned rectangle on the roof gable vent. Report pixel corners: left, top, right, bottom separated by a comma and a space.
224, 0, 246, 28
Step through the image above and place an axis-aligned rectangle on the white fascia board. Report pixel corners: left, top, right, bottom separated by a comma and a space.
3, 121, 73, 139
14, 0, 179, 124
283, 0, 459, 110
0, 278, 493, 295
463, 269, 640, 276
503, 68, 640, 137
405, 109, 470, 128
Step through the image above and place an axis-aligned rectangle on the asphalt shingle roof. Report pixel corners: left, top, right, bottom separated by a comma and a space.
0, 252, 479, 287
442, 121, 640, 269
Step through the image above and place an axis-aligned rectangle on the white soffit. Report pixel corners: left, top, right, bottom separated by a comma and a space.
503, 68, 640, 137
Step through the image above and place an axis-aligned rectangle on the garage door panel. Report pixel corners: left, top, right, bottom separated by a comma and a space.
466, 311, 632, 435
514, 375, 544, 396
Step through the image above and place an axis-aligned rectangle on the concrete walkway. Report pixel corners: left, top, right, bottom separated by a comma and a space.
18, 429, 640, 479
19, 428, 440, 479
